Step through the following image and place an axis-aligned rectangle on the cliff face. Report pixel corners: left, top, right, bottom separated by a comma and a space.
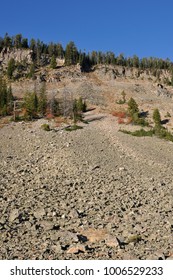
0, 47, 33, 69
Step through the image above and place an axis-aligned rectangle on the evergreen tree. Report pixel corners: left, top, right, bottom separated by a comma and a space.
48, 42, 56, 56
38, 83, 47, 116
7, 58, 15, 79
14, 34, 22, 48
23, 91, 38, 119
128, 97, 139, 118
65, 41, 78, 65
4, 33, 12, 48
153, 108, 161, 128
0, 77, 13, 116
56, 43, 64, 58
28, 63, 35, 79
21, 38, 28, 48
50, 55, 57, 69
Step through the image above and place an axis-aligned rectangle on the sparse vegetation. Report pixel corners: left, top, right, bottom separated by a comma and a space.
120, 128, 154, 137
153, 108, 161, 128
127, 97, 149, 126
65, 124, 83, 131
116, 91, 126, 104
41, 123, 50, 131
72, 97, 87, 124
0, 77, 14, 116
120, 106, 173, 142
23, 91, 39, 120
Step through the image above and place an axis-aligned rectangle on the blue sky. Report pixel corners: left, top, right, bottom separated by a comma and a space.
1, 0, 173, 60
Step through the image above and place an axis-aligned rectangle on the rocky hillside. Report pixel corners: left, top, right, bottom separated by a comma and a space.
0, 111, 173, 260
1, 48, 173, 260
7, 61, 173, 130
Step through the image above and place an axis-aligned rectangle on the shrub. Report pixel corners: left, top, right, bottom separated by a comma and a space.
23, 91, 38, 120
41, 123, 50, 131
135, 117, 149, 127
120, 128, 154, 137
112, 111, 126, 118
165, 112, 171, 118
154, 126, 173, 141
116, 91, 126, 104
65, 124, 83, 131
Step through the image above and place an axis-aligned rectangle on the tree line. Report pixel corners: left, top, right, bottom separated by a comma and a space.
1, 33, 173, 72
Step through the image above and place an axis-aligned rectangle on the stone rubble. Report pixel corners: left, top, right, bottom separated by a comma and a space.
0, 112, 173, 259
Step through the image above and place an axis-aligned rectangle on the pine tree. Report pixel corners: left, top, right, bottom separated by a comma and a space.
23, 91, 38, 119
38, 83, 47, 116
7, 58, 15, 79
153, 108, 161, 128
50, 55, 57, 69
0, 77, 13, 116
56, 43, 64, 58
128, 97, 139, 118
14, 34, 22, 48
65, 41, 78, 65
28, 63, 35, 79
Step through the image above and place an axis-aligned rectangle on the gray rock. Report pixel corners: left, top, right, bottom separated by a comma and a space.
39, 220, 54, 231
9, 209, 19, 223
33, 208, 46, 219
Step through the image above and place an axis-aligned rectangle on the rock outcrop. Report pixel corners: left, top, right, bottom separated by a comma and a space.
0, 47, 33, 68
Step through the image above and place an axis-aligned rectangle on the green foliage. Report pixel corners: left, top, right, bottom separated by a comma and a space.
0, 77, 13, 116
153, 126, 173, 141
128, 97, 139, 118
121, 126, 173, 142
153, 108, 161, 128
27, 63, 35, 79
7, 58, 16, 79
120, 128, 154, 137
65, 124, 83, 131
38, 83, 47, 116
127, 97, 149, 126
1, 33, 173, 74
50, 55, 57, 69
165, 112, 171, 118
41, 123, 50, 131
116, 91, 126, 104
23, 91, 38, 120
65, 41, 78, 65
56, 43, 64, 58
23, 84, 47, 119
134, 116, 149, 127
72, 97, 87, 123
14, 34, 22, 48
76, 97, 87, 112
73, 99, 79, 123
